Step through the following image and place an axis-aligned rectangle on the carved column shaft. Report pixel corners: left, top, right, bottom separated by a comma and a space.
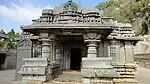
41, 39, 51, 59
55, 42, 61, 64
110, 40, 120, 63
40, 33, 55, 60
37, 41, 42, 58
87, 42, 98, 58
84, 33, 101, 58
110, 40, 116, 61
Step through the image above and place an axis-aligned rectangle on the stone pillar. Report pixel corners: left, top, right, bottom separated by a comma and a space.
31, 40, 37, 58
110, 40, 116, 62
119, 42, 126, 64
55, 42, 61, 64
124, 41, 134, 63
83, 33, 101, 58
40, 33, 55, 60
87, 42, 98, 58
82, 33, 118, 84
37, 41, 42, 58
41, 38, 51, 58
110, 40, 121, 64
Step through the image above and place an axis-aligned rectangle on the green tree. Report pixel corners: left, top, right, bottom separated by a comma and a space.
96, 0, 150, 35
7, 29, 20, 49
0, 40, 5, 48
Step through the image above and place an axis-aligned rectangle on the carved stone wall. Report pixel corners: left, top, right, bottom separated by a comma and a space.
134, 35, 150, 69
15, 32, 32, 81
98, 41, 110, 57
18, 1, 139, 84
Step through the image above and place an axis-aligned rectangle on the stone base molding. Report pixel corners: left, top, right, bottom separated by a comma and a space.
18, 58, 52, 82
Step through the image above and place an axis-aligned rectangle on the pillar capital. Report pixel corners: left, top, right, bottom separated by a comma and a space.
40, 32, 55, 41
83, 33, 101, 44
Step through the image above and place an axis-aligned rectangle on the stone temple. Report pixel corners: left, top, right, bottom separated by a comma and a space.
16, 1, 140, 84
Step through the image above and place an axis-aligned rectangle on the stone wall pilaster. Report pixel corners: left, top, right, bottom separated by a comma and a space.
55, 42, 61, 65
124, 41, 134, 63
110, 40, 121, 64
41, 39, 51, 59
113, 41, 137, 84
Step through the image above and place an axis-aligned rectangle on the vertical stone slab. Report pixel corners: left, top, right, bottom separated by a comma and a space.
55, 42, 61, 64
125, 41, 134, 63
120, 43, 126, 64
104, 41, 109, 57
110, 40, 116, 62
115, 41, 120, 63
15, 46, 31, 81
98, 42, 104, 57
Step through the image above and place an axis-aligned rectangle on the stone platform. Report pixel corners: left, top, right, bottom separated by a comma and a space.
1, 67, 150, 84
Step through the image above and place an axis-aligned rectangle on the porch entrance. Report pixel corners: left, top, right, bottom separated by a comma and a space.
71, 48, 81, 70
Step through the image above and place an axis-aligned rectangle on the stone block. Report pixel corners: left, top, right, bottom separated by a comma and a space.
90, 79, 114, 84
82, 57, 113, 68
113, 78, 137, 84
96, 69, 119, 77
82, 78, 90, 84
81, 69, 95, 77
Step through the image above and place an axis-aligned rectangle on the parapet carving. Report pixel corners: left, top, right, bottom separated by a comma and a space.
63, 0, 78, 13
108, 21, 137, 40
31, 1, 112, 25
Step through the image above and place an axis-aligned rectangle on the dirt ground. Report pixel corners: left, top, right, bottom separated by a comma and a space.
0, 66, 150, 84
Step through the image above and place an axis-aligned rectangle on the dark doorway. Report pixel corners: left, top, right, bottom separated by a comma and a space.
71, 48, 81, 70
0, 54, 6, 70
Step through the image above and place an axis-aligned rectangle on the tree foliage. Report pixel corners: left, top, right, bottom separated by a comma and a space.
96, 0, 150, 35
0, 40, 5, 48
7, 29, 20, 49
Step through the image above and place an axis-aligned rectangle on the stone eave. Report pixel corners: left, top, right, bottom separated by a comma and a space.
21, 23, 115, 30
107, 37, 140, 41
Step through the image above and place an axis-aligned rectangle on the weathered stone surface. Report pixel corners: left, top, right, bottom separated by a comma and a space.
81, 69, 95, 77
18, 58, 52, 82
82, 78, 90, 84
82, 57, 113, 68
134, 35, 150, 69
16, 46, 32, 81
17, 0, 139, 84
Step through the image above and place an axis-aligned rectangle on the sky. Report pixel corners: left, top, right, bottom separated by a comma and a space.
0, 0, 107, 33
